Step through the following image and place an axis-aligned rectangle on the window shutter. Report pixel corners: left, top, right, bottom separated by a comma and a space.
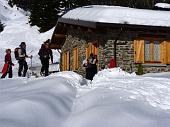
66, 51, 70, 70
166, 41, 170, 64
134, 40, 144, 63
73, 47, 78, 70
86, 42, 98, 58
62, 53, 65, 71
160, 41, 166, 64
73, 48, 76, 70
86, 43, 92, 58
86, 46, 89, 59
62, 51, 70, 71
92, 43, 98, 55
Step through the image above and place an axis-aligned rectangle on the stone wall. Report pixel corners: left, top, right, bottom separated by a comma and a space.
61, 27, 170, 76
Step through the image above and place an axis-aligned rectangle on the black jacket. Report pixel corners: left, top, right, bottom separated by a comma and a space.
38, 44, 53, 62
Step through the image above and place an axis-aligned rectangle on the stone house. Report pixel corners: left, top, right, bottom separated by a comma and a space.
50, 5, 170, 76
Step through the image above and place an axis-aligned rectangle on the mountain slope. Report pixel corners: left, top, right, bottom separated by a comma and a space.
0, 0, 59, 71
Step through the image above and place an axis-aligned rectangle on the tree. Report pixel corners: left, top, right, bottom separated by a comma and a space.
0, 21, 4, 32
8, 0, 30, 10
29, 0, 90, 32
8, 0, 170, 32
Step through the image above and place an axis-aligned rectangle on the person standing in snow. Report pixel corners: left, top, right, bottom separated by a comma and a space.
1, 49, 14, 78
38, 40, 53, 76
92, 55, 98, 77
109, 57, 116, 68
85, 53, 95, 80
18, 42, 32, 77
83, 58, 91, 80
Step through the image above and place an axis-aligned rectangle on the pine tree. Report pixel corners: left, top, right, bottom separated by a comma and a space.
8, 0, 30, 10
29, 0, 61, 32
0, 21, 4, 32
8, 0, 170, 32
29, 0, 90, 32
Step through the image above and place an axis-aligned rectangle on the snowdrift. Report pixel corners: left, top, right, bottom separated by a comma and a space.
0, 70, 170, 127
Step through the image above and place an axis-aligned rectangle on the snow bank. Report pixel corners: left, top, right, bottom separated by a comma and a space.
64, 88, 170, 127
64, 69, 170, 127
0, 76, 76, 127
93, 67, 135, 83
54, 71, 87, 87
143, 72, 170, 78
155, 3, 170, 9
1, 70, 170, 127
92, 68, 170, 110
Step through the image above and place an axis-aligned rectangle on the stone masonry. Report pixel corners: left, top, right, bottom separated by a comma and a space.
61, 27, 170, 76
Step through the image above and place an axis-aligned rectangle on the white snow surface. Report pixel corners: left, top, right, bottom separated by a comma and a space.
0, 68, 170, 127
155, 3, 170, 9
0, 0, 59, 70
61, 5, 170, 27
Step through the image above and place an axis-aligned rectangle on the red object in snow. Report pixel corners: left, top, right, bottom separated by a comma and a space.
1, 63, 9, 75
109, 58, 116, 68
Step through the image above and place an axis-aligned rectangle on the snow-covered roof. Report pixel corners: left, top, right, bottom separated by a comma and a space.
60, 5, 170, 28
155, 3, 170, 9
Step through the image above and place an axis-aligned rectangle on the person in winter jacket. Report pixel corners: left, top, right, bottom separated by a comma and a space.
18, 42, 32, 77
109, 57, 116, 68
1, 49, 14, 78
83, 58, 91, 80
85, 53, 98, 80
38, 40, 53, 76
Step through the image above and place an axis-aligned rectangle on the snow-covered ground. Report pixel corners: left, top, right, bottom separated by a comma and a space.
155, 3, 170, 9
0, 1, 170, 127
0, 68, 170, 127
0, 0, 59, 72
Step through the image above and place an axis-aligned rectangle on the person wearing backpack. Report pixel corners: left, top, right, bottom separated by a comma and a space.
38, 40, 53, 76
1, 49, 14, 78
17, 42, 32, 77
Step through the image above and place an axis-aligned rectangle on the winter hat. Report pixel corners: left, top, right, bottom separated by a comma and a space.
20, 42, 26, 46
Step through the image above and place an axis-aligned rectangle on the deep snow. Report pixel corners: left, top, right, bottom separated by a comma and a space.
0, 1, 170, 127
155, 3, 170, 9
0, 68, 170, 127
61, 5, 170, 27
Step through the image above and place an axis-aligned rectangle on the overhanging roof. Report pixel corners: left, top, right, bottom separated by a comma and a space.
51, 5, 170, 49
59, 5, 170, 28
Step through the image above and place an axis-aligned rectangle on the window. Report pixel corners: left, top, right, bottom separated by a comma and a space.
134, 39, 169, 64
73, 47, 78, 70
154, 41, 160, 61
86, 42, 98, 58
144, 40, 150, 61
62, 51, 69, 71
144, 40, 160, 62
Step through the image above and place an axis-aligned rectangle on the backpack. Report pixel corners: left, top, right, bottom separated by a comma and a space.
14, 47, 20, 60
